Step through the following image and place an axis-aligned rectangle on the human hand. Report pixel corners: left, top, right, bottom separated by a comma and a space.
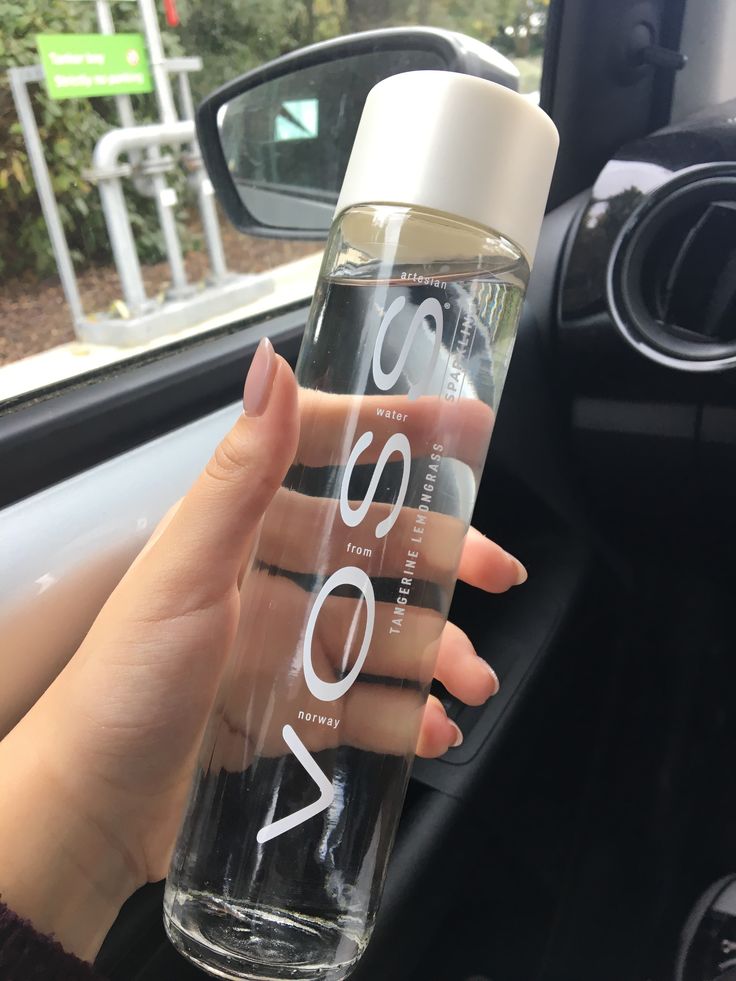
0, 339, 526, 960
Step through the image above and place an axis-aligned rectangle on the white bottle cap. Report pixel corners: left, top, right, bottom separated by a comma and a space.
335, 70, 559, 267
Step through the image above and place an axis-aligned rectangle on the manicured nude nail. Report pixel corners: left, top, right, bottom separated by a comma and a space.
448, 721, 464, 748
482, 659, 500, 694
243, 337, 276, 416
506, 551, 528, 585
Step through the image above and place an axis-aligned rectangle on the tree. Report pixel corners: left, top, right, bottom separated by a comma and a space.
0, 0, 188, 280
1, 0, 547, 282
492, 0, 549, 57
177, 0, 343, 101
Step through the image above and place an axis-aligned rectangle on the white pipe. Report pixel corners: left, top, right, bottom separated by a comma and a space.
93, 122, 196, 310
93, 121, 195, 169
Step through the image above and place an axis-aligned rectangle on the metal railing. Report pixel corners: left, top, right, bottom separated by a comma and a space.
7, 0, 270, 347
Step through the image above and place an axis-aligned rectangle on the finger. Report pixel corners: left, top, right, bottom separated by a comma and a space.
298, 390, 493, 469
232, 568, 443, 688
147, 339, 299, 602
205, 570, 451, 762
317, 584, 444, 685
433, 621, 499, 705
416, 695, 462, 758
257, 486, 465, 584
257, 502, 526, 595
211, 680, 426, 771
133, 498, 183, 564
458, 526, 527, 592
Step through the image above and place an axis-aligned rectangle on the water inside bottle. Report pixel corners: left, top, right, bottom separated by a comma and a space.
164, 261, 525, 981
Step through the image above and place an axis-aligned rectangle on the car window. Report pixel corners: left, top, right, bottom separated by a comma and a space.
0, 1, 547, 405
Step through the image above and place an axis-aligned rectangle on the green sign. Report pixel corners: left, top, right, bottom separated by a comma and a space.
36, 34, 152, 100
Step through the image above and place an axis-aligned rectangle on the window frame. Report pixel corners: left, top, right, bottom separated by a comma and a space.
0, 24, 533, 509
0, 302, 308, 508
4, 0, 690, 508
540, 0, 687, 207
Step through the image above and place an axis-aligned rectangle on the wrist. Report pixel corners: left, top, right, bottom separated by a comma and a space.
0, 722, 138, 962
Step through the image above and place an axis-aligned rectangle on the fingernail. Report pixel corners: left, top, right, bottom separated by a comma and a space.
448, 721, 464, 749
243, 338, 276, 417
481, 659, 500, 695
506, 551, 528, 585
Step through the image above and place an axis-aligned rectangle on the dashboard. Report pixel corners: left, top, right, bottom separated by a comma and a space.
554, 99, 736, 518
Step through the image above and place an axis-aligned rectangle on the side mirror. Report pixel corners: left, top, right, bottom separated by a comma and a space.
196, 27, 519, 240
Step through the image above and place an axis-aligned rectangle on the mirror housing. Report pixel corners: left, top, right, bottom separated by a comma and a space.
196, 27, 520, 240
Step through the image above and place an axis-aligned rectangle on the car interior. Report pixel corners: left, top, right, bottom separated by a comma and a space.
1, 0, 736, 979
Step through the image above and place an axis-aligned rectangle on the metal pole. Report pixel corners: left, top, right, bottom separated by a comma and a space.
137, 0, 178, 124
136, 0, 191, 293
149, 147, 190, 296
196, 170, 228, 283
98, 179, 149, 314
8, 67, 85, 329
177, 71, 228, 283
96, 0, 157, 199
95, 0, 137, 129
176, 69, 196, 121
92, 123, 196, 307
94, 121, 195, 161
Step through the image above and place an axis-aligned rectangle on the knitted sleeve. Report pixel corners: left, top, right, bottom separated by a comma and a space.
0, 901, 106, 980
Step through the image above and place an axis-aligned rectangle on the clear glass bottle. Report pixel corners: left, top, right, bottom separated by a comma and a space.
164, 71, 557, 981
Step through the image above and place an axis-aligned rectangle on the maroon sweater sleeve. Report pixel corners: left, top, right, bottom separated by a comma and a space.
0, 901, 107, 980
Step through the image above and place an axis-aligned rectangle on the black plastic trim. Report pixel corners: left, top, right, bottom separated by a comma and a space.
650, 0, 688, 130
544, 0, 686, 209
0, 303, 310, 508
607, 164, 736, 371
412, 530, 589, 797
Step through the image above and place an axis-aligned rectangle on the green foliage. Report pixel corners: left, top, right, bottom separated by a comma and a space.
1, 0, 546, 284
1, 0, 100, 277
176, 0, 547, 104
176, 0, 344, 103
487, 0, 548, 57
0, 0, 190, 281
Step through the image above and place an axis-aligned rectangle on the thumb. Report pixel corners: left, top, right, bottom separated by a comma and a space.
148, 337, 299, 597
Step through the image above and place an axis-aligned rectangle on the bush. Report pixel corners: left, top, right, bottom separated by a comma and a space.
0, 0, 547, 284
0, 0, 188, 282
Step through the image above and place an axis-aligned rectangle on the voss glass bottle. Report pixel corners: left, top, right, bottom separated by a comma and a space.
164, 70, 558, 981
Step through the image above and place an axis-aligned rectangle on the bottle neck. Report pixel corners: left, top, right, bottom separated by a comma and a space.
328, 204, 530, 287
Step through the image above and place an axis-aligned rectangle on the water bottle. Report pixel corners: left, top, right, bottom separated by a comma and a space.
164, 70, 558, 980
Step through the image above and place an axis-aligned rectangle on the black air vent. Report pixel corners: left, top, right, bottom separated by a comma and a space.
607, 164, 736, 371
